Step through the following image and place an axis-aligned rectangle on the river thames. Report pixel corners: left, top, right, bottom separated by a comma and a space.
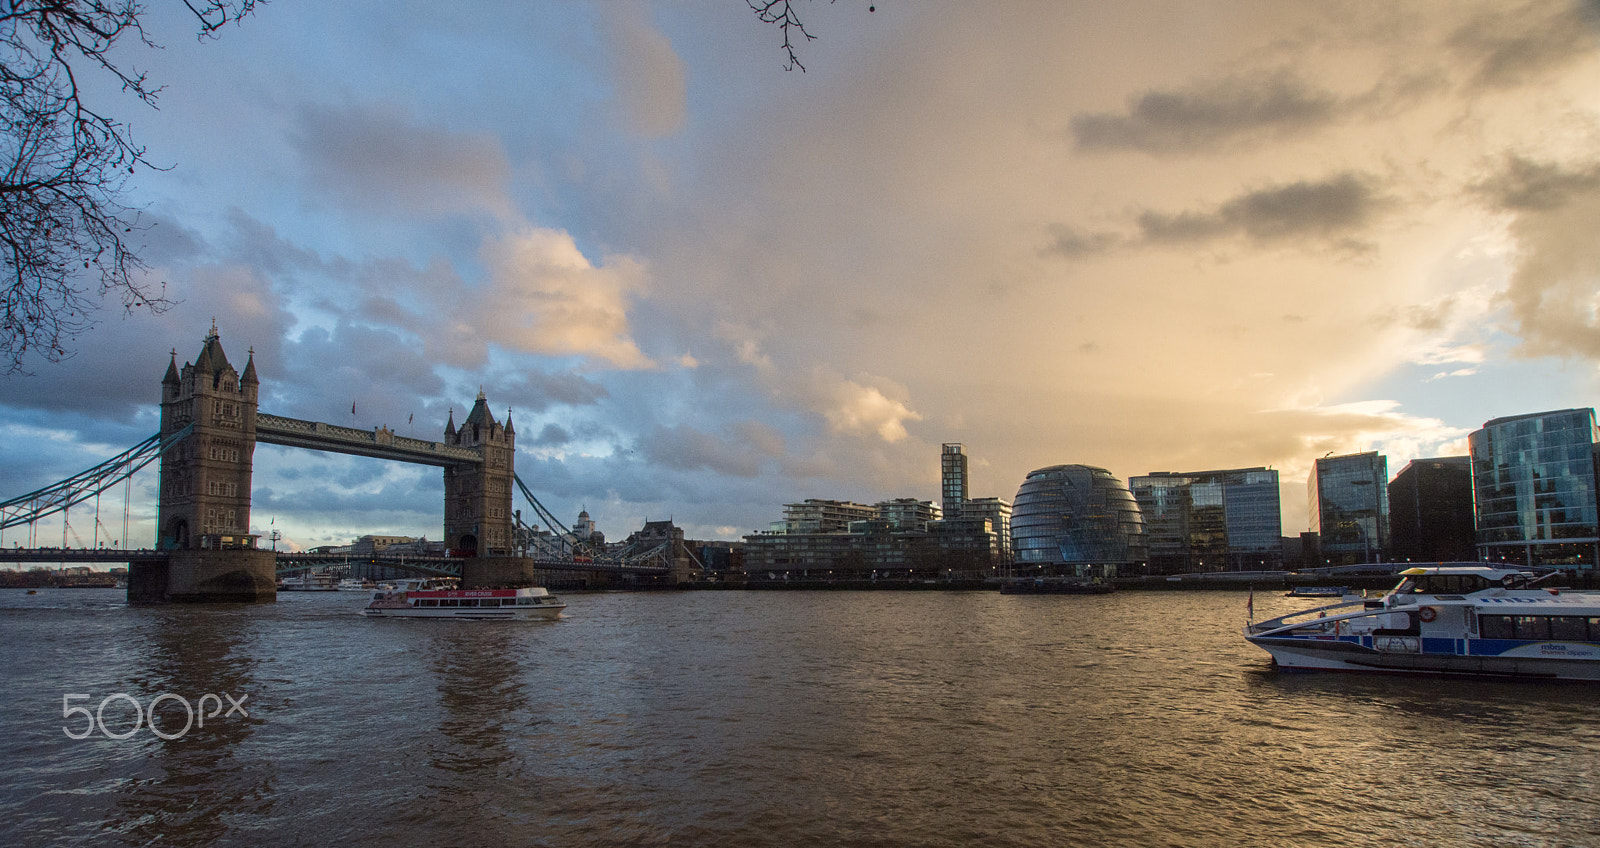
0, 587, 1596, 847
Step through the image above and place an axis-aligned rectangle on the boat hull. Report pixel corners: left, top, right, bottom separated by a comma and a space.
1246, 633, 1600, 680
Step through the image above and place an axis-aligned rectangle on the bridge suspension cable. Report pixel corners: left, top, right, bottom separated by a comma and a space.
510, 473, 675, 570
0, 425, 192, 532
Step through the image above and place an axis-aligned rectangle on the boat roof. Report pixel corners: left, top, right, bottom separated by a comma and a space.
1397, 565, 1530, 579
397, 587, 550, 598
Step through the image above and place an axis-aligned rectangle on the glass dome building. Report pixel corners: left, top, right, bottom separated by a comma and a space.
1011, 465, 1147, 577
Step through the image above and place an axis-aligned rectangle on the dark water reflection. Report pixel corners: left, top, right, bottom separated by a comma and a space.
0, 588, 1596, 847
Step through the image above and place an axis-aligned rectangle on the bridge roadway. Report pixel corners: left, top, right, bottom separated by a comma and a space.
0, 548, 670, 576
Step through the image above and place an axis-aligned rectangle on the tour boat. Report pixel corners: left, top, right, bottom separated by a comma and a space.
279, 572, 339, 591
361, 586, 566, 620
1244, 565, 1600, 680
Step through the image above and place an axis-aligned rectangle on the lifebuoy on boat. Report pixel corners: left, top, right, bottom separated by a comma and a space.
1419, 606, 1438, 623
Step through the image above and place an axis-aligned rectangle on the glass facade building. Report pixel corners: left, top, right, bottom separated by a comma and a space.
1387, 457, 1476, 563
1470, 409, 1599, 570
1308, 452, 1389, 565
941, 443, 968, 519
1010, 465, 1146, 577
1129, 468, 1283, 573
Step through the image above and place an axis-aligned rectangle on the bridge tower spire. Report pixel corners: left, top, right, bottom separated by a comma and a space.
443, 392, 515, 556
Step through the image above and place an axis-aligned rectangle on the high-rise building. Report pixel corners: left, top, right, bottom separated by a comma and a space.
1129, 468, 1282, 573
1307, 452, 1389, 565
1010, 465, 1146, 578
941, 443, 968, 519
1388, 457, 1475, 563
1470, 409, 1599, 570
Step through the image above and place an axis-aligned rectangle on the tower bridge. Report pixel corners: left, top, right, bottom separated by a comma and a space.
0, 325, 680, 602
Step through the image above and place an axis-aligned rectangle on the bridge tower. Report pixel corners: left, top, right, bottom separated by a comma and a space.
137, 325, 273, 603
443, 392, 516, 556
158, 323, 260, 549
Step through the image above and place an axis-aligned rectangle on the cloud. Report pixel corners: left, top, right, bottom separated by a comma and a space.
1140, 173, 1384, 250
1474, 155, 1600, 360
496, 368, 610, 413
821, 377, 922, 443
1043, 226, 1122, 258
1448, 0, 1600, 91
1472, 154, 1600, 212
1069, 71, 1342, 155
294, 101, 513, 217
1050, 173, 1387, 258
639, 422, 783, 477
601, 4, 688, 138
471, 227, 655, 369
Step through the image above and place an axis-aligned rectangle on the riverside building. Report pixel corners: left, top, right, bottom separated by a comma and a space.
1470, 408, 1600, 570
1387, 457, 1476, 563
1307, 452, 1389, 565
1010, 465, 1146, 578
1128, 468, 1283, 574
942, 443, 969, 519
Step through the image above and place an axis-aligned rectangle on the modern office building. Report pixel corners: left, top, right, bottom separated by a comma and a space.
1129, 468, 1283, 573
1010, 465, 1146, 577
961, 497, 1013, 564
1307, 452, 1389, 565
876, 498, 940, 531
778, 499, 879, 534
1388, 457, 1476, 563
942, 443, 969, 518
1470, 409, 1600, 570
742, 513, 998, 582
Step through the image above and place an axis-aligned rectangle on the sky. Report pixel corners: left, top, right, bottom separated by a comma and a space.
3, 0, 1600, 552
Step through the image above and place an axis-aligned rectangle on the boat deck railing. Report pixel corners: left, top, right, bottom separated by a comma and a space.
1248, 598, 1387, 636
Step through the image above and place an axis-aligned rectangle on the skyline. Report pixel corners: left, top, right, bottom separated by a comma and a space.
3, 1, 1600, 551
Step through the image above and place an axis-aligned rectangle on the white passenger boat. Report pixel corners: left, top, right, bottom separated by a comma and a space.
361, 586, 566, 620
279, 572, 339, 591
1244, 565, 1600, 680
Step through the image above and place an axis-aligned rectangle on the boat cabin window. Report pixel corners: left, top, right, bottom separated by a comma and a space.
417, 599, 438, 607
1479, 614, 1600, 641
1398, 574, 1493, 595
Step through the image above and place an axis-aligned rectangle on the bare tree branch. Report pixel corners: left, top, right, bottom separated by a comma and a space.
748, 0, 821, 72
0, 1, 258, 373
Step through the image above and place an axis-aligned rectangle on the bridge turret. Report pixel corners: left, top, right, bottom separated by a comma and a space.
443, 392, 515, 557
158, 326, 258, 551
162, 350, 180, 396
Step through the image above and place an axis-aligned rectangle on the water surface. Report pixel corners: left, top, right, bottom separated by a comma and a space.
0, 588, 1595, 847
